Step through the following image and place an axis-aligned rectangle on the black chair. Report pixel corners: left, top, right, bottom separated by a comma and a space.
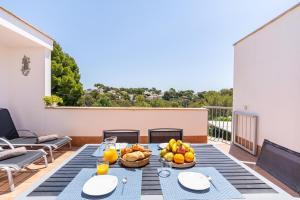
103, 129, 140, 143
0, 108, 72, 162
148, 128, 183, 143
257, 139, 300, 194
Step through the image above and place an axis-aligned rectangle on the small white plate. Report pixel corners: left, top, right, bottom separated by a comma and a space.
82, 175, 118, 196
158, 143, 168, 149
115, 143, 127, 150
178, 172, 210, 191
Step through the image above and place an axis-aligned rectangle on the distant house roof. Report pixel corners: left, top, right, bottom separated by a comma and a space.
0, 7, 53, 41
234, 3, 300, 46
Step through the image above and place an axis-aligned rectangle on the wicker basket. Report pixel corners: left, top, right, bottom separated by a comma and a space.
120, 157, 150, 168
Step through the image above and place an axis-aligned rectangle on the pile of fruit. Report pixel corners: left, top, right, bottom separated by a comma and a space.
160, 139, 195, 164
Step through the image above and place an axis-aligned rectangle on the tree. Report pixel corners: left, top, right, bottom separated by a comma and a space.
51, 41, 83, 106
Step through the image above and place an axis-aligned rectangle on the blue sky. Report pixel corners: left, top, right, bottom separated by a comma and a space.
1, 0, 299, 91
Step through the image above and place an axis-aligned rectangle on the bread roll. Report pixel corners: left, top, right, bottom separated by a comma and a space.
123, 152, 139, 161
135, 151, 145, 160
132, 144, 145, 151
142, 151, 151, 158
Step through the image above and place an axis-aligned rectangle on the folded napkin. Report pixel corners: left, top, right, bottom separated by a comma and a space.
38, 134, 58, 143
0, 147, 27, 160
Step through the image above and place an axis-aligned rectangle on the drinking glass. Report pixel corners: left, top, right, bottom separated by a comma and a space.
96, 159, 109, 175
158, 158, 171, 178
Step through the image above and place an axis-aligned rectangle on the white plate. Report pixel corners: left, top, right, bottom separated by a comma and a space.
158, 143, 168, 149
115, 143, 127, 150
82, 175, 118, 196
178, 172, 210, 191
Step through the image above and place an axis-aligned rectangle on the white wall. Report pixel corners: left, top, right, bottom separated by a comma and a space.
0, 47, 50, 130
0, 46, 10, 108
234, 5, 300, 152
43, 107, 208, 137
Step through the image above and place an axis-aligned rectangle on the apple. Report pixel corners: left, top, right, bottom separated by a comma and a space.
177, 145, 186, 155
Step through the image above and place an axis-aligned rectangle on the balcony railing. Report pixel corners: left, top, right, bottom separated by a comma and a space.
205, 106, 232, 143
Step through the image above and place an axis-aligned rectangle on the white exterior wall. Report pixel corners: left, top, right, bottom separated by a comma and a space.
43, 107, 208, 137
234, 5, 300, 152
0, 46, 10, 108
4, 47, 50, 131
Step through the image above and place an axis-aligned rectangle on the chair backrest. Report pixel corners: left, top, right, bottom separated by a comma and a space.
257, 139, 300, 194
0, 108, 19, 140
148, 128, 183, 143
103, 129, 140, 143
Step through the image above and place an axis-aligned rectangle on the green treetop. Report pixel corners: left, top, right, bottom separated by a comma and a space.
51, 41, 83, 106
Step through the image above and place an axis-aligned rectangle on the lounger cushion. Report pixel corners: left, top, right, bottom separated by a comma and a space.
0, 147, 27, 161
0, 108, 19, 140
38, 134, 58, 143
0, 150, 44, 168
40, 137, 70, 148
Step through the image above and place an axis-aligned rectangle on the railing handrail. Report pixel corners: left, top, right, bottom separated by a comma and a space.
204, 106, 232, 109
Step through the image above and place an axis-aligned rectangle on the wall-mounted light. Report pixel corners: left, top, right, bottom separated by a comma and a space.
21, 55, 31, 76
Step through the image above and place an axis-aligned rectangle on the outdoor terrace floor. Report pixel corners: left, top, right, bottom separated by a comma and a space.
0, 142, 298, 200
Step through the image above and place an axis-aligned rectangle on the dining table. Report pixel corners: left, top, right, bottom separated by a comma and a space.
17, 143, 294, 200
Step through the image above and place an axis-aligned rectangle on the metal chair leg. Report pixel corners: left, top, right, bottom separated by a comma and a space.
69, 141, 72, 149
6, 168, 14, 192
48, 148, 54, 163
43, 145, 54, 163
43, 155, 48, 167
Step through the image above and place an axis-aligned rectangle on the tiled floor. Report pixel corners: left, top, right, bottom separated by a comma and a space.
0, 143, 298, 200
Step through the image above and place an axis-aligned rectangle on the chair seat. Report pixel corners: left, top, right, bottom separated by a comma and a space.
40, 137, 70, 147
9, 137, 38, 144
0, 151, 44, 169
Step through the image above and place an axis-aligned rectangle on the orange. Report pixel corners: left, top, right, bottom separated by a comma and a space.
184, 152, 195, 163
173, 153, 185, 164
103, 149, 118, 164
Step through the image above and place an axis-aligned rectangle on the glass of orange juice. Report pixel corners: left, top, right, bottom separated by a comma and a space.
96, 159, 109, 175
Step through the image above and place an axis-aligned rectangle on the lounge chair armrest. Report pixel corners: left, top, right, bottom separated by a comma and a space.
17, 129, 38, 138
0, 138, 15, 149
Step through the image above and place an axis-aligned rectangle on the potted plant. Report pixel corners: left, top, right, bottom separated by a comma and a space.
43, 95, 63, 107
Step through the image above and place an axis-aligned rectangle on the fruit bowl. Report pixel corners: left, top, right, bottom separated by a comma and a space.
171, 160, 196, 168
160, 139, 196, 168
